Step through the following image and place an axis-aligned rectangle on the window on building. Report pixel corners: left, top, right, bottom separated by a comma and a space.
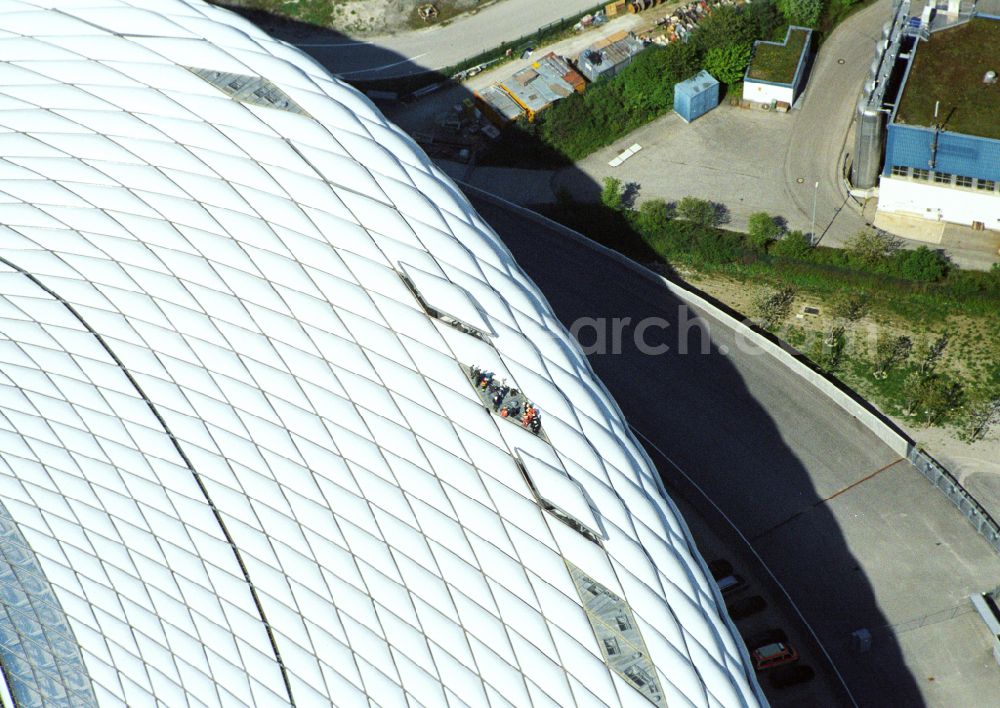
977, 179, 997, 192
603, 638, 621, 656
912, 168, 930, 181
955, 175, 974, 188
890, 165, 909, 177
933, 172, 952, 184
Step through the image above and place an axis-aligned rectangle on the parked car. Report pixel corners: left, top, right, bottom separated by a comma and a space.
708, 558, 733, 581
716, 574, 745, 595
769, 664, 816, 689
726, 595, 767, 621
744, 628, 787, 652
752, 641, 799, 671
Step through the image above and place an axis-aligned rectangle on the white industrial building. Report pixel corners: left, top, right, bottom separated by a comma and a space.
0, 1, 763, 706
742, 27, 813, 109
872, 11, 1000, 230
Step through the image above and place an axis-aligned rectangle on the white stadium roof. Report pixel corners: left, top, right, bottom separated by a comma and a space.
0, 1, 764, 706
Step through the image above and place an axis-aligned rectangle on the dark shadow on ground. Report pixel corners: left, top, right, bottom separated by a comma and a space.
220, 7, 924, 706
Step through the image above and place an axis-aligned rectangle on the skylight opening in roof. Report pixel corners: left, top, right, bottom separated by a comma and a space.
186, 67, 308, 115
515, 451, 604, 546
398, 264, 494, 342
566, 561, 666, 705
463, 364, 544, 437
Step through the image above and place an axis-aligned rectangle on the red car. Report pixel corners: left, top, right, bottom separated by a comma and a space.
751, 641, 799, 671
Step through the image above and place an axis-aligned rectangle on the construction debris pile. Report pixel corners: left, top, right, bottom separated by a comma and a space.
648, 0, 747, 45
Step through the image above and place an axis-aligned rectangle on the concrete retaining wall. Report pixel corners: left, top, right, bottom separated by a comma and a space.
461, 182, 1000, 556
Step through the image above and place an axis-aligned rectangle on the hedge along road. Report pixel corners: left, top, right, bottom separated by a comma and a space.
293, 0, 603, 79
467, 188, 1000, 707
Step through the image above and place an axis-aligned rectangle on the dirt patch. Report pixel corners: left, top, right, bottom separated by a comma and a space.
216, 0, 499, 36
680, 268, 1000, 471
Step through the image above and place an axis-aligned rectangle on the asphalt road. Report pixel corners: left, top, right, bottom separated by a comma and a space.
294, 0, 602, 79
470, 191, 1000, 707
782, 0, 891, 247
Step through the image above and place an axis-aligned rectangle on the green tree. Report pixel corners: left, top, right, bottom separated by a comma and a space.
601, 177, 624, 211
833, 291, 869, 322
676, 196, 718, 227
963, 396, 1000, 442
744, 0, 785, 38
692, 5, 760, 53
919, 333, 950, 376
920, 378, 963, 427
873, 334, 912, 379
901, 369, 928, 417
705, 43, 753, 86
812, 325, 846, 371
777, 0, 824, 27
771, 230, 812, 258
746, 212, 783, 250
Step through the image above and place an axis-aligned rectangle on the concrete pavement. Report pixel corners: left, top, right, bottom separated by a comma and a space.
294, 0, 603, 78
469, 190, 1000, 707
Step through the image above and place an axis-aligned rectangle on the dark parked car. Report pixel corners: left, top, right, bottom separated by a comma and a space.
745, 628, 788, 652
769, 664, 816, 689
708, 558, 733, 581
726, 595, 767, 621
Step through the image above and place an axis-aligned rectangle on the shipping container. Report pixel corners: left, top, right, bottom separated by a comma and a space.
674, 70, 720, 123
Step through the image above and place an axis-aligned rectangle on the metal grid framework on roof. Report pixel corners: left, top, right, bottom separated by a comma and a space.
0, 501, 98, 708
0, 1, 764, 707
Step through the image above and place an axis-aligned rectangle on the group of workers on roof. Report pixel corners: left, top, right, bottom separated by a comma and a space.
469, 366, 542, 434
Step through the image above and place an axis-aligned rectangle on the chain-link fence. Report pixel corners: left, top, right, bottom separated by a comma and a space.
442, 2, 608, 80
355, 3, 609, 95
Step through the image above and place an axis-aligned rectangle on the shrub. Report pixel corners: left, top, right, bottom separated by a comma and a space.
778, 0, 824, 27
693, 230, 741, 265
771, 230, 812, 258
704, 43, 753, 85
892, 246, 949, 282
746, 212, 783, 250
677, 196, 718, 227
752, 286, 796, 328
634, 199, 673, 239
846, 229, 901, 265
601, 177, 624, 211
656, 219, 703, 255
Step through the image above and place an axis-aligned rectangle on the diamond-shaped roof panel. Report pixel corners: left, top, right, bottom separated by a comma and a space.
0, 2, 763, 706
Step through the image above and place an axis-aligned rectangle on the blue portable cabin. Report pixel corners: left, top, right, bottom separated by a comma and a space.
674, 70, 720, 123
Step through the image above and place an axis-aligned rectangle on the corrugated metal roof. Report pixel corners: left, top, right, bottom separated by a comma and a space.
499, 52, 582, 114
477, 83, 523, 121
